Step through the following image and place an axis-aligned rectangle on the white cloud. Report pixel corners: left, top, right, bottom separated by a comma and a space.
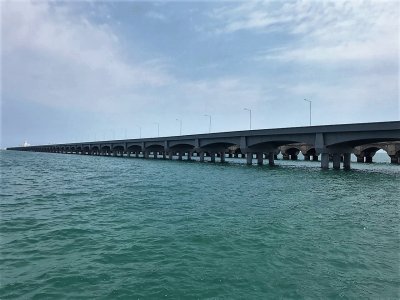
1, 0, 398, 146
211, 0, 399, 63
1, 0, 172, 113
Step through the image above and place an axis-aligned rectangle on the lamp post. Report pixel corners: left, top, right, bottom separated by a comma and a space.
176, 119, 182, 135
137, 125, 142, 138
154, 122, 160, 137
304, 99, 312, 126
244, 108, 252, 130
204, 114, 212, 133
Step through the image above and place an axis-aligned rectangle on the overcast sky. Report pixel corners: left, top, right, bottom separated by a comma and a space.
1, 0, 399, 147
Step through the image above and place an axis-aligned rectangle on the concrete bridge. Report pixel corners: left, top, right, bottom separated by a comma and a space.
7, 121, 400, 170
353, 142, 400, 164
277, 142, 400, 163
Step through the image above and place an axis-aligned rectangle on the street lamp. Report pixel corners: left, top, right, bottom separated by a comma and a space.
154, 122, 160, 137
137, 125, 142, 138
304, 99, 312, 126
176, 118, 182, 135
204, 114, 212, 133
244, 108, 252, 130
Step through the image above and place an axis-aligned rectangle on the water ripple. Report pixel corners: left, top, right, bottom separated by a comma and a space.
1, 151, 399, 299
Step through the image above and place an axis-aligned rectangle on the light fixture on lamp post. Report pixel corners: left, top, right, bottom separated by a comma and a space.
203, 114, 211, 133
176, 119, 182, 135
303, 99, 312, 126
154, 122, 160, 137
244, 108, 252, 130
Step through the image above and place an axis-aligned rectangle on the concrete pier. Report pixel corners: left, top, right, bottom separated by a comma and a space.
268, 152, 275, 166
220, 152, 225, 163
8, 122, 399, 171
257, 152, 263, 165
210, 153, 216, 163
199, 152, 205, 162
321, 153, 329, 170
343, 153, 351, 170
333, 154, 341, 170
247, 153, 253, 165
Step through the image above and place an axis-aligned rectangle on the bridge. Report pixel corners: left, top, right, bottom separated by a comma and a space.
7, 121, 400, 170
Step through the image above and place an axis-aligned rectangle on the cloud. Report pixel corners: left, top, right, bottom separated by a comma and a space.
1, 0, 172, 113
206, 0, 399, 121
1, 0, 398, 147
211, 0, 399, 63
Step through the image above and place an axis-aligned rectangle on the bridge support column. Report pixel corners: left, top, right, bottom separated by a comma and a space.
210, 152, 216, 163
357, 156, 364, 163
282, 154, 289, 160
187, 152, 192, 161
200, 152, 205, 162
144, 151, 149, 159
304, 155, 310, 161
268, 152, 275, 166
168, 151, 173, 160
343, 153, 351, 170
312, 155, 318, 161
257, 152, 263, 165
153, 152, 158, 159
365, 156, 373, 163
220, 152, 225, 163
390, 155, 399, 164
113, 150, 117, 157
246, 153, 253, 165
321, 153, 329, 170
127, 151, 131, 157
333, 153, 341, 170
178, 152, 183, 161
234, 153, 239, 158
136, 152, 139, 158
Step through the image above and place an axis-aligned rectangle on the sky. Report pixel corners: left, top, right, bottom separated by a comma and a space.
1, 0, 399, 147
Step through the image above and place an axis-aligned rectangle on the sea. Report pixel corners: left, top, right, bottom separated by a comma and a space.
1, 150, 399, 299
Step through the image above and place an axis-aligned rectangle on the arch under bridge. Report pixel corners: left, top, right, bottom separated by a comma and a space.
7, 121, 400, 170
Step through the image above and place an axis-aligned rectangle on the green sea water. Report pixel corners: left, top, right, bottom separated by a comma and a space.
1, 150, 399, 299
